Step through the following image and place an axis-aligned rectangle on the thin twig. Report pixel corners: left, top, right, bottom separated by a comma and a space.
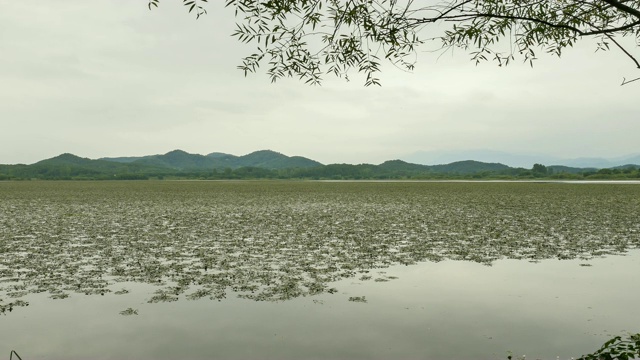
621, 76, 640, 85
604, 33, 640, 68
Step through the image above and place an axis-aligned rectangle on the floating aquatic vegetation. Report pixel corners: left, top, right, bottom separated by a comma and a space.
1, 181, 639, 315
147, 289, 179, 303
49, 293, 69, 300
348, 296, 367, 303
0, 299, 28, 315
119, 307, 138, 316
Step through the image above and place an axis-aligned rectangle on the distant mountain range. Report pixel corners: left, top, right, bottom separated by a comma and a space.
100, 149, 323, 170
401, 149, 640, 169
1, 149, 638, 180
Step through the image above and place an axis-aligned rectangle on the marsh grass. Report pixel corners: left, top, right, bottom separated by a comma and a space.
1, 181, 639, 314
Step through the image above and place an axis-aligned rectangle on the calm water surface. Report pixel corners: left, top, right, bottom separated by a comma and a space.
2, 251, 639, 360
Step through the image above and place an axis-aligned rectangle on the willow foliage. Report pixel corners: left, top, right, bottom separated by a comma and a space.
150, 0, 640, 85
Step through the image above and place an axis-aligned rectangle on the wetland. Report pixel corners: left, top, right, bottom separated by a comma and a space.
1, 181, 639, 359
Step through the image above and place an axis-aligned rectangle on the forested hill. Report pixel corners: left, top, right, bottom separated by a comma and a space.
0, 150, 639, 180
100, 149, 323, 170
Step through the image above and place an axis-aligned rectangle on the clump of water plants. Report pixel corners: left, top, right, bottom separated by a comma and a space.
577, 333, 640, 360
0, 300, 28, 315
119, 307, 138, 316
507, 333, 640, 360
348, 296, 367, 303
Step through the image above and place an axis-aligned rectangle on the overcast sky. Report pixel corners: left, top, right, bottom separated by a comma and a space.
1, 0, 639, 166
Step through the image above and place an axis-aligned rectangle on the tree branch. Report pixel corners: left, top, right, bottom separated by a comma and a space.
413, 9, 640, 38
604, 33, 640, 68
412, 12, 586, 35
582, 20, 640, 35
600, 0, 640, 20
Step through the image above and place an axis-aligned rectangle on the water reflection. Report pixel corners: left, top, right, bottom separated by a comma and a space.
1, 252, 639, 359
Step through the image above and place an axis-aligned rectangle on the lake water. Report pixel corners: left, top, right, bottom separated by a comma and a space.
1, 181, 639, 359
2, 252, 639, 360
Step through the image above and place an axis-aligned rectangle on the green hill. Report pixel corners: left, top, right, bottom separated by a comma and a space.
431, 160, 511, 174
2, 153, 162, 180
236, 150, 322, 169
99, 156, 146, 163
378, 160, 428, 171
2, 150, 639, 181
36, 153, 95, 166
102, 149, 323, 171
548, 165, 596, 174
132, 150, 216, 170
206, 152, 238, 160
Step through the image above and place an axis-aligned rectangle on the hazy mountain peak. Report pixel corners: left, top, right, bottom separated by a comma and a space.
242, 149, 286, 157
36, 153, 92, 165
206, 152, 237, 159
380, 159, 410, 165
164, 149, 190, 156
